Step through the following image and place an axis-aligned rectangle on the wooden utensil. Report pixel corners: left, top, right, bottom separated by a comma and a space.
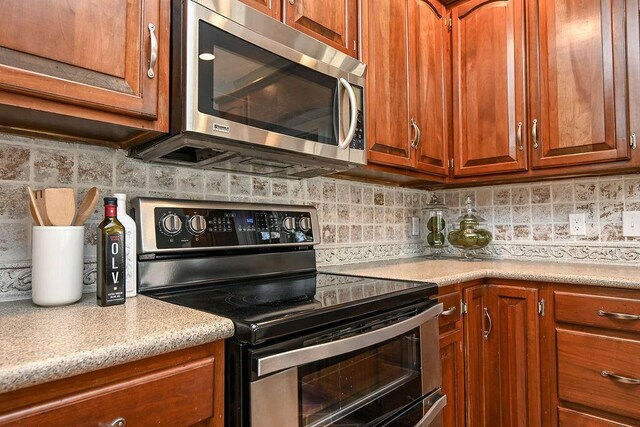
43, 188, 76, 226
33, 189, 52, 226
74, 187, 99, 226
27, 186, 44, 226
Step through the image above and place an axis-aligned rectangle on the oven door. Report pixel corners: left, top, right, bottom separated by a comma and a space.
249, 303, 444, 427
185, 0, 366, 166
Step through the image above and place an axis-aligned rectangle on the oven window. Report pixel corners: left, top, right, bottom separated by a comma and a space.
197, 20, 340, 146
298, 327, 422, 427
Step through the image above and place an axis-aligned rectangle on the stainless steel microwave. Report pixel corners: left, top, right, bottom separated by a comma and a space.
131, 0, 367, 178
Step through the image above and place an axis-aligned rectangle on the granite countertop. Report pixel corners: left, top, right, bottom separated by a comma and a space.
0, 294, 234, 394
321, 257, 640, 289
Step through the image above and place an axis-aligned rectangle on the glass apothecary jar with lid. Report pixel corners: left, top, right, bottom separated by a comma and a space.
423, 194, 448, 259
447, 196, 492, 260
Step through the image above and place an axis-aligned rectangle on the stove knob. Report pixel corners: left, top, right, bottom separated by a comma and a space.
282, 216, 296, 232
161, 213, 183, 235
298, 216, 312, 232
187, 214, 207, 235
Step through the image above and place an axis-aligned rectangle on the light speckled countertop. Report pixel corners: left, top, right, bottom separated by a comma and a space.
0, 294, 234, 394
321, 257, 640, 289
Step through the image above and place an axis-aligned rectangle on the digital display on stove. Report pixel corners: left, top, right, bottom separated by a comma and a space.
153, 207, 314, 250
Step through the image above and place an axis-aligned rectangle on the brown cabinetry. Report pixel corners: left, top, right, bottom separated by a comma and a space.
285, 0, 357, 57
363, 0, 449, 177
239, 0, 282, 19
438, 288, 465, 427
242, 0, 358, 57
553, 288, 640, 426
462, 282, 541, 427
0, 342, 224, 427
0, 0, 170, 146
451, 0, 528, 177
528, 0, 635, 169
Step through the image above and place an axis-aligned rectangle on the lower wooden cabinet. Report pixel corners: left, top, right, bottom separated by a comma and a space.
438, 288, 465, 427
0, 341, 224, 427
553, 287, 640, 426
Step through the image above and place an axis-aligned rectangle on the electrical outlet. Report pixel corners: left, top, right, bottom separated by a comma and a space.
623, 211, 640, 237
569, 213, 586, 236
410, 216, 420, 237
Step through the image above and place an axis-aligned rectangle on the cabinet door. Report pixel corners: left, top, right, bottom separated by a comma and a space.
630, 1, 640, 147
485, 285, 541, 427
239, 0, 282, 20
440, 329, 465, 427
409, 0, 449, 176
451, 0, 528, 176
463, 285, 490, 427
284, 0, 357, 57
363, 0, 412, 168
0, 0, 168, 124
528, 0, 632, 168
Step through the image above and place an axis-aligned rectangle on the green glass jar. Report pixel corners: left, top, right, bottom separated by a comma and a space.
447, 196, 492, 260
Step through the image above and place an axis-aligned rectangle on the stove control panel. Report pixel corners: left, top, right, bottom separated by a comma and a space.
132, 198, 319, 253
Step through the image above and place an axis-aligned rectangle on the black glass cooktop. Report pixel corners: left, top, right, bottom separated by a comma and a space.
144, 272, 437, 344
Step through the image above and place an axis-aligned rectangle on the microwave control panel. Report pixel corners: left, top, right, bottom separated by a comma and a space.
152, 207, 315, 250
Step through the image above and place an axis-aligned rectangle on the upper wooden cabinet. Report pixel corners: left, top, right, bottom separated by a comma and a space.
239, 0, 282, 19
364, 0, 449, 177
242, 0, 358, 57
451, 0, 528, 177
0, 0, 170, 146
528, 0, 634, 169
285, 0, 358, 57
410, 0, 450, 176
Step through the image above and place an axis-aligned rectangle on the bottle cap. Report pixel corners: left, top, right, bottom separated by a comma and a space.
104, 197, 118, 206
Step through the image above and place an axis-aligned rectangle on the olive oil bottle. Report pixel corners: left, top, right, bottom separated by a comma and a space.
97, 197, 126, 306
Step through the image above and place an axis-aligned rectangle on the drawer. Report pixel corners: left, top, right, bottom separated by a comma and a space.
0, 357, 215, 426
438, 291, 461, 330
559, 407, 636, 427
557, 329, 640, 421
555, 291, 640, 333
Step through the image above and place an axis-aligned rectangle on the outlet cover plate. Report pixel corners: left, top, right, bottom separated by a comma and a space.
569, 213, 587, 236
623, 211, 640, 237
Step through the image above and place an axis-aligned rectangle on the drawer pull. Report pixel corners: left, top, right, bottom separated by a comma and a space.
597, 310, 640, 321
601, 370, 640, 385
106, 418, 126, 427
483, 307, 492, 340
441, 306, 457, 316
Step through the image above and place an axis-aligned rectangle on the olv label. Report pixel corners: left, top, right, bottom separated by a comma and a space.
105, 234, 125, 303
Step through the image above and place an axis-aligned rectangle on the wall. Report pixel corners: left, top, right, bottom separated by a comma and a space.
431, 177, 640, 264
1, 133, 639, 302
0, 134, 429, 302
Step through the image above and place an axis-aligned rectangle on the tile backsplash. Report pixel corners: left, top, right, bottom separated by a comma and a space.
1, 132, 639, 302
0, 134, 429, 301
431, 176, 640, 264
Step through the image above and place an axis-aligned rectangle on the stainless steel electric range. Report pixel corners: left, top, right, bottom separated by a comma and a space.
131, 198, 446, 427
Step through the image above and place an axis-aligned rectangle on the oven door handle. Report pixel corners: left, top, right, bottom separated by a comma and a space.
415, 393, 447, 427
256, 303, 443, 377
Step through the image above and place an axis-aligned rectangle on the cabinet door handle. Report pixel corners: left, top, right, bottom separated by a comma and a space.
147, 23, 158, 79
441, 306, 457, 316
410, 118, 421, 149
483, 307, 492, 340
517, 121, 523, 151
601, 370, 640, 385
631, 133, 637, 149
598, 310, 640, 320
532, 119, 539, 149
107, 417, 126, 427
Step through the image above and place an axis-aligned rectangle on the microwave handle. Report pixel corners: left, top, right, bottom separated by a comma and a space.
255, 303, 443, 377
337, 78, 358, 150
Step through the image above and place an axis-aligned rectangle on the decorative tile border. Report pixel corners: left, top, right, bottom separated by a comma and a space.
441, 242, 640, 264
316, 242, 429, 266
0, 261, 96, 302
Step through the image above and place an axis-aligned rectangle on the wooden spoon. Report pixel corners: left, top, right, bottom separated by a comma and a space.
43, 188, 76, 226
74, 187, 99, 226
27, 186, 44, 226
